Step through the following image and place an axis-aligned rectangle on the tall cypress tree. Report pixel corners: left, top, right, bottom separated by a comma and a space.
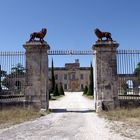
83, 85, 88, 95
87, 62, 93, 96
50, 59, 55, 98
59, 83, 65, 95
53, 84, 59, 96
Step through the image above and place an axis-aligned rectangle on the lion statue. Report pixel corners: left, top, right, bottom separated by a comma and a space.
94, 28, 112, 41
29, 28, 47, 42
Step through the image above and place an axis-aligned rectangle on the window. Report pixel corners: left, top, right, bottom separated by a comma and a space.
64, 74, 67, 80
80, 74, 84, 80
64, 84, 67, 90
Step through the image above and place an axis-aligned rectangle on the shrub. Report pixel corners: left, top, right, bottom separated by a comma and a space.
59, 83, 65, 95
87, 63, 93, 96
53, 84, 59, 96
87, 84, 93, 96
83, 85, 88, 95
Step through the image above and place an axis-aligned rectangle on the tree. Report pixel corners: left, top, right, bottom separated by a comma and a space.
134, 62, 140, 84
53, 84, 59, 96
11, 63, 25, 75
0, 65, 7, 91
83, 85, 88, 95
51, 59, 55, 91
59, 83, 65, 95
49, 59, 55, 99
87, 63, 94, 96
121, 83, 128, 95
2, 63, 25, 90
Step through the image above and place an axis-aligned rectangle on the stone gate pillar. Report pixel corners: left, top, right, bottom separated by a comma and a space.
93, 41, 119, 112
23, 41, 50, 110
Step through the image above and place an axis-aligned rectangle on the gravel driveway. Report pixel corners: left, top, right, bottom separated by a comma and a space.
0, 92, 130, 140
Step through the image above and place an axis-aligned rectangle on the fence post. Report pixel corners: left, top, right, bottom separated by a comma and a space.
93, 41, 119, 112
23, 41, 50, 111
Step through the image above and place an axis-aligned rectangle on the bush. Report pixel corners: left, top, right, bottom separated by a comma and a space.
87, 63, 93, 96
53, 84, 60, 96
59, 83, 65, 95
83, 85, 88, 95
87, 84, 93, 96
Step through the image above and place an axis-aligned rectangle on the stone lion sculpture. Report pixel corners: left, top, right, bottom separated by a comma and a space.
29, 28, 47, 42
94, 28, 112, 41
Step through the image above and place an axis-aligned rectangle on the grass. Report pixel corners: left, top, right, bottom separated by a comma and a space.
0, 107, 47, 127
99, 107, 140, 123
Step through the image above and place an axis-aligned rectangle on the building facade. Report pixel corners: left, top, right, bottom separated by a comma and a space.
49, 59, 90, 92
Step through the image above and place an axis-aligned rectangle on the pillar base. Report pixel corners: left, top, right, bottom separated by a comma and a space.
95, 100, 102, 112
96, 100, 119, 112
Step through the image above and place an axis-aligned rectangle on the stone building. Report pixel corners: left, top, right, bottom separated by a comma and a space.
49, 59, 91, 92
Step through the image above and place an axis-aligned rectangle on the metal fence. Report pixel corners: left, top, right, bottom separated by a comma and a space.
48, 50, 94, 55
1, 49, 140, 103
0, 52, 26, 104
117, 50, 140, 99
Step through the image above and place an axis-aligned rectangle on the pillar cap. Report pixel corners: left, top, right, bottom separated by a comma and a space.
23, 41, 50, 50
93, 40, 119, 50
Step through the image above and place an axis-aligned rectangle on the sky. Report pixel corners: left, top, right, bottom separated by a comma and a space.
0, 0, 140, 67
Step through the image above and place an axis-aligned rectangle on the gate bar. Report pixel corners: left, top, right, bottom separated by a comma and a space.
48, 50, 94, 55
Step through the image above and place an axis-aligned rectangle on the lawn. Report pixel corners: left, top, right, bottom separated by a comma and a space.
99, 107, 140, 123
0, 107, 47, 128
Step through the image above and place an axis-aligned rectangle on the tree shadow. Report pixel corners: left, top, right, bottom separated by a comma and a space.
49, 108, 95, 113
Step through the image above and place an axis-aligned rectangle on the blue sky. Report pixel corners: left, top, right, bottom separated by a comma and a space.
0, 0, 140, 67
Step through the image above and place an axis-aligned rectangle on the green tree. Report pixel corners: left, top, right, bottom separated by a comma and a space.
134, 62, 140, 84
87, 63, 94, 96
51, 59, 55, 91
0, 65, 7, 91
53, 84, 59, 96
11, 63, 25, 75
121, 83, 128, 95
59, 83, 65, 95
49, 59, 55, 99
2, 63, 25, 90
83, 85, 88, 95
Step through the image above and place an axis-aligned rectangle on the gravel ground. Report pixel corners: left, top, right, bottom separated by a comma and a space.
109, 121, 140, 140
0, 92, 130, 140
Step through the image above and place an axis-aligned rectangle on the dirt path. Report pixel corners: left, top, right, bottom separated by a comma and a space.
0, 92, 130, 140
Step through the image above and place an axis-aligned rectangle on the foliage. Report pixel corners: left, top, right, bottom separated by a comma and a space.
50, 59, 55, 92
121, 83, 128, 95
87, 84, 93, 96
11, 63, 26, 75
134, 62, 140, 85
0, 70, 7, 77
53, 84, 60, 96
0, 65, 7, 91
83, 85, 88, 95
59, 83, 65, 95
87, 63, 94, 96
49, 59, 56, 99
1, 63, 25, 89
